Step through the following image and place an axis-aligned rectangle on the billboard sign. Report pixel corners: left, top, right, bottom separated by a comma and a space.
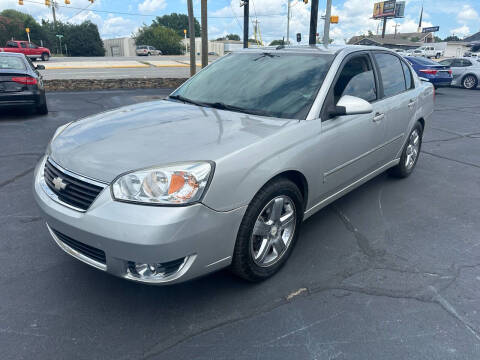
373, 1, 396, 18
422, 26, 440, 33
395, 1, 405, 17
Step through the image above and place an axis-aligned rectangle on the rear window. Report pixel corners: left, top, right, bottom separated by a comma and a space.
0, 57, 26, 70
6, 41, 18, 48
410, 57, 440, 66
137, 45, 147, 49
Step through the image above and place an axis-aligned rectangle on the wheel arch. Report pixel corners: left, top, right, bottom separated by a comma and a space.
417, 117, 425, 133
462, 73, 478, 86
260, 170, 309, 211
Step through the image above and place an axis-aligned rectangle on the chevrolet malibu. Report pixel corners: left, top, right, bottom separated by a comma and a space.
34, 45, 434, 284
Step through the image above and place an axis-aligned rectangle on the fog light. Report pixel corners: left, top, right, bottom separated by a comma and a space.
125, 257, 191, 283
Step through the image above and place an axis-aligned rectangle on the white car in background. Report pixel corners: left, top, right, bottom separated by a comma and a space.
393, 48, 409, 56
136, 45, 162, 56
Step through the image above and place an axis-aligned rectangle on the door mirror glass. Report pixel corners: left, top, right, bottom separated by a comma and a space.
329, 95, 373, 118
36, 64, 45, 70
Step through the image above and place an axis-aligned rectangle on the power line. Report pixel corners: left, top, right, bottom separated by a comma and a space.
19, 0, 286, 19
229, 1, 243, 32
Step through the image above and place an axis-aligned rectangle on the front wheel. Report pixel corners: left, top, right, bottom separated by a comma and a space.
41, 53, 49, 61
462, 75, 478, 89
389, 122, 423, 178
231, 178, 304, 282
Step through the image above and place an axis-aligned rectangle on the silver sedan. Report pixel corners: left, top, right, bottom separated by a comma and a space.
34, 45, 434, 284
439, 57, 480, 89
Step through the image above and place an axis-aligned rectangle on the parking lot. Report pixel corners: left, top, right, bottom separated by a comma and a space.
0, 87, 479, 359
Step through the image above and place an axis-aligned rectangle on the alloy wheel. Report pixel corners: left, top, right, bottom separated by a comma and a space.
405, 129, 420, 170
463, 75, 476, 89
250, 195, 296, 267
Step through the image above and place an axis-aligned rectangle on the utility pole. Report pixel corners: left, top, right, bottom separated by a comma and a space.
286, 0, 291, 45
243, 0, 249, 48
309, 0, 319, 45
51, 1, 57, 29
187, 0, 196, 76
381, 16, 387, 38
392, 23, 399, 38
323, 0, 332, 46
201, 0, 208, 68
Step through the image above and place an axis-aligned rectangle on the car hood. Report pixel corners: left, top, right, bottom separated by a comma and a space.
50, 100, 296, 182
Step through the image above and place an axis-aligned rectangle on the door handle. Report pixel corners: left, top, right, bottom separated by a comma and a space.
408, 99, 416, 109
373, 112, 385, 123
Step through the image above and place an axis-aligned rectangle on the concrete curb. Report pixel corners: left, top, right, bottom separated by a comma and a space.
44, 78, 188, 92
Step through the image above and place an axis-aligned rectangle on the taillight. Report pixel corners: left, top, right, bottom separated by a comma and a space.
12, 76, 37, 85
448, 70, 452, 75
419, 69, 438, 75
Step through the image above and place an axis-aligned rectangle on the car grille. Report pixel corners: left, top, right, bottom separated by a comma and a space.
52, 229, 106, 265
44, 159, 105, 211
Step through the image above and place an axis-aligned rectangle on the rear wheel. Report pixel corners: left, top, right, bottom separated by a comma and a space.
231, 178, 304, 282
462, 75, 478, 89
389, 122, 423, 178
36, 95, 48, 115
41, 53, 49, 61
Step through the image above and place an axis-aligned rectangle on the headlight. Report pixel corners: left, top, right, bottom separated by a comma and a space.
111, 162, 214, 205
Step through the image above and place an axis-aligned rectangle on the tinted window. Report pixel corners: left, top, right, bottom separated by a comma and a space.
462, 59, 473, 66
172, 52, 334, 120
29, 43, 38, 49
0, 57, 26, 70
20, 42, 27, 48
401, 61, 413, 89
334, 55, 376, 103
7, 41, 18, 48
374, 53, 406, 97
452, 59, 463, 67
439, 59, 453, 66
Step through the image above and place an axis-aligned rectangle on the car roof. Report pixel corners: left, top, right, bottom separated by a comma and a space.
233, 44, 395, 56
0, 51, 27, 58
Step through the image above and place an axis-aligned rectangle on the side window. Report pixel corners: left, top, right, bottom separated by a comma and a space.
452, 59, 463, 67
374, 53, 406, 97
462, 59, 473, 67
333, 55, 377, 104
7, 41, 18, 48
439, 59, 453, 66
29, 43, 38, 49
401, 60, 413, 90
20, 42, 27, 48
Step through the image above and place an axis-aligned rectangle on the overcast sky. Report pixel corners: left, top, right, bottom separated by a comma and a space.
1, 0, 479, 44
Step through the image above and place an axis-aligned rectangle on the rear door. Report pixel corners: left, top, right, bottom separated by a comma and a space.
372, 51, 415, 160
19, 42, 28, 55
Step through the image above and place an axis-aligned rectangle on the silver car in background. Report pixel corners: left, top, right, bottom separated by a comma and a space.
33, 45, 434, 285
136, 45, 162, 56
439, 57, 480, 89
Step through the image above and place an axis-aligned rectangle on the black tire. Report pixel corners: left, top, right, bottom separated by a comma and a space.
389, 121, 423, 178
36, 96, 48, 115
231, 178, 304, 282
41, 53, 49, 61
462, 74, 478, 90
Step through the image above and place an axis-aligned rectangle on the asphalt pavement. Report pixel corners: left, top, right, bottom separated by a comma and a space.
0, 87, 479, 360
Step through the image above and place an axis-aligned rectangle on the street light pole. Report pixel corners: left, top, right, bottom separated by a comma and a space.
187, 0, 196, 76
243, 0, 249, 48
201, 0, 208, 68
323, 0, 332, 46
286, 0, 291, 45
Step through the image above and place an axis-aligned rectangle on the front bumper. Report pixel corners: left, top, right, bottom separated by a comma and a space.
33, 156, 247, 284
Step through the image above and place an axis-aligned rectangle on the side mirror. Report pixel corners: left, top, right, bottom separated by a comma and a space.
328, 95, 373, 118
36, 65, 45, 70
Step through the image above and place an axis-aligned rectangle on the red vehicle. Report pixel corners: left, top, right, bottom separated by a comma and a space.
0, 40, 51, 61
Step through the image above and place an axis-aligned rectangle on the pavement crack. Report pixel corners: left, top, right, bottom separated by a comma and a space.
422, 151, 480, 169
0, 167, 35, 189
333, 205, 384, 261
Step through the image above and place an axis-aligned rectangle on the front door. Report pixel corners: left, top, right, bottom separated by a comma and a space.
316, 52, 389, 201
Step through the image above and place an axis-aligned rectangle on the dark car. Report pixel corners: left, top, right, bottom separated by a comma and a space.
0, 52, 47, 114
404, 56, 453, 88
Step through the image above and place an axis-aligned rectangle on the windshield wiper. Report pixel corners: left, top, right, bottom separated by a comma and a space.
205, 102, 268, 117
168, 94, 207, 107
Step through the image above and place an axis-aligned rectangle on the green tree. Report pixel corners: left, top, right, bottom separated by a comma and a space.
63, 21, 104, 56
0, 9, 46, 45
134, 24, 183, 55
153, 13, 200, 38
216, 34, 241, 41
444, 35, 460, 42
269, 39, 285, 46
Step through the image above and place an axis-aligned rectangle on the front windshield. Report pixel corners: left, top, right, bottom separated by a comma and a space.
171, 52, 334, 119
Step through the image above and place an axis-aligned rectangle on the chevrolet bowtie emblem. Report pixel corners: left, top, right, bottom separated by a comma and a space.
52, 177, 67, 191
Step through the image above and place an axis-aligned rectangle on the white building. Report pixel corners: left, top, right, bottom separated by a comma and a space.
103, 37, 136, 57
